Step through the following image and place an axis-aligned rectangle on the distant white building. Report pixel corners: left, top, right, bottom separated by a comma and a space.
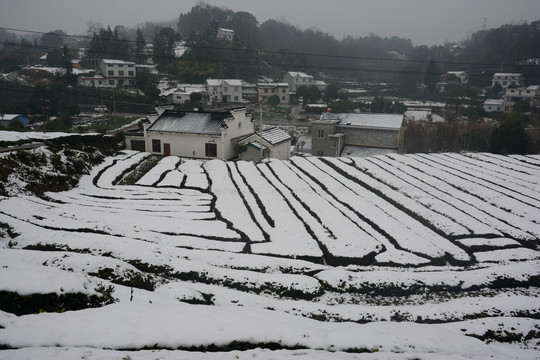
257, 83, 290, 104
78, 73, 106, 88
161, 84, 209, 105
205, 79, 244, 103
503, 85, 540, 112
78, 59, 136, 88
314, 80, 328, 92
217, 28, 234, 41
442, 71, 469, 84
483, 99, 504, 113
283, 71, 314, 92
492, 73, 524, 89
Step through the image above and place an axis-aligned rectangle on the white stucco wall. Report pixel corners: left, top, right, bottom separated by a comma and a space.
144, 109, 254, 160
146, 131, 223, 159
269, 141, 291, 160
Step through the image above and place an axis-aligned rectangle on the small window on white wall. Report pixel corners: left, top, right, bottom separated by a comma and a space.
317, 129, 324, 138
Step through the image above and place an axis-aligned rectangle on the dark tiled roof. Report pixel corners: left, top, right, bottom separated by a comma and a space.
147, 110, 231, 135
261, 126, 291, 144
238, 126, 291, 145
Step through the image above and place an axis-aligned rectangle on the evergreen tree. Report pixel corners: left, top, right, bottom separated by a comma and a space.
490, 113, 530, 154
153, 27, 178, 69
424, 59, 439, 93
46, 48, 64, 67
134, 28, 146, 63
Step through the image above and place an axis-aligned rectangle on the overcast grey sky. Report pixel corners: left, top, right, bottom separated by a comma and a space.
1, 0, 539, 46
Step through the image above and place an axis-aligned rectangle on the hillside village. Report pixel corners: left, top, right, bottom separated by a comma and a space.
0, 3, 540, 360
1, 7, 540, 158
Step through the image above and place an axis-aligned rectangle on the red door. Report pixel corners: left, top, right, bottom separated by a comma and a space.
163, 143, 171, 156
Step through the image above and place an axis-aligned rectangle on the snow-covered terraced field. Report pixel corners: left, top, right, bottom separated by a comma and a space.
1, 149, 539, 360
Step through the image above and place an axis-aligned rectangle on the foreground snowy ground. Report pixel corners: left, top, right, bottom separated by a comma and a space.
0, 137, 539, 359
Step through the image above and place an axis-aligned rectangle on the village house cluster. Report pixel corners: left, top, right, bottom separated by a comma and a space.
4, 46, 538, 163
161, 71, 327, 107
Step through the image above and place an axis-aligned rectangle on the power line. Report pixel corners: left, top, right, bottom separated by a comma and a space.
5, 41, 540, 81
2, 25, 539, 70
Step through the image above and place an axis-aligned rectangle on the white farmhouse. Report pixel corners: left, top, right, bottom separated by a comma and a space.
161, 84, 209, 105
257, 83, 290, 104
283, 71, 314, 92
143, 108, 254, 160
492, 73, 524, 89
217, 28, 234, 41
483, 99, 504, 113
503, 85, 540, 112
205, 79, 244, 103
78, 59, 136, 88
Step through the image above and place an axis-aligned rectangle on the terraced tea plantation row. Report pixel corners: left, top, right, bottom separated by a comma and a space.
0, 150, 539, 359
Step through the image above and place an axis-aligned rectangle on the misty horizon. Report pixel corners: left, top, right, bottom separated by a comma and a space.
1, 0, 540, 46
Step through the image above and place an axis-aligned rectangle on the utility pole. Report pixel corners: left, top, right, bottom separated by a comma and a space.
40, 98, 49, 133
112, 88, 117, 130
259, 102, 263, 162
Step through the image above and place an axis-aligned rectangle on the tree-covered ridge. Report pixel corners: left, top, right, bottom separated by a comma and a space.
174, 4, 540, 82
1, 3, 539, 83
461, 21, 540, 64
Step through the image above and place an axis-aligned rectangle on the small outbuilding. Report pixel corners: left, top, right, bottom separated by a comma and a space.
0, 114, 30, 128
237, 126, 292, 161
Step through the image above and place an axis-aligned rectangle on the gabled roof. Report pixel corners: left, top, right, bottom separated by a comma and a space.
206, 79, 243, 87
239, 126, 291, 145
285, 71, 312, 78
261, 126, 291, 144
223, 79, 243, 87
147, 109, 231, 135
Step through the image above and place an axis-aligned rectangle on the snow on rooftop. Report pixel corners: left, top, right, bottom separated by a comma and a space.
286, 71, 312, 78
261, 126, 291, 144
493, 72, 522, 77
147, 111, 226, 135
483, 99, 504, 105
102, 59, 135, 65
319, 112, 404, 130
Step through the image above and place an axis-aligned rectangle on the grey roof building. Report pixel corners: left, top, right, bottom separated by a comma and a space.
311, 110, 404, 157
143, 108, 254, 160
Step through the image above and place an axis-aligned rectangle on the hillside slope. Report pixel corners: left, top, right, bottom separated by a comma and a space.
0, 136, 539, 359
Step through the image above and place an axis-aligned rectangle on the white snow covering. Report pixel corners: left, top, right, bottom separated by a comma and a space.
136, 156, 180, 186
0, 132, 539, 359
0, 130, 98, 142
